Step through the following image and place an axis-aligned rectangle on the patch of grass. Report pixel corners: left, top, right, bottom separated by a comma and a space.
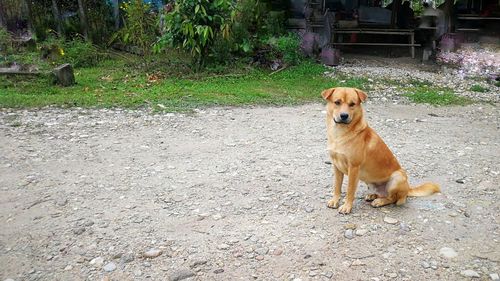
405, 87, 472, 106
409, 79, 433, 87
470, 84, 488, 93
0, 59, 366, 110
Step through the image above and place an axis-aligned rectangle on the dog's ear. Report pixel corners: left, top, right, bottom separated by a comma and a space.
321, 88, 337, 100
355, 89, 367, 103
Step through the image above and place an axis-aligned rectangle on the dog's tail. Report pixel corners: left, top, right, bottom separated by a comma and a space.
408, 182, 440, 197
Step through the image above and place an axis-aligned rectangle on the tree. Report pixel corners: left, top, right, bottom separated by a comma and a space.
51, 0, 63, 36
77, 0, 89, 40
112, 0, 119, 30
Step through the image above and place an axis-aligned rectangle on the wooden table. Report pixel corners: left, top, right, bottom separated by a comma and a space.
331, 28, 420, 58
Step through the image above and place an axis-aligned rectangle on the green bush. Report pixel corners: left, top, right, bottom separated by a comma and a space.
63, 39, 105, 68
155, 0, 234, 67
268, 33, 303, 65
111, 0, 157, 57
0, 27, 12, 55
39, 36, 106, 68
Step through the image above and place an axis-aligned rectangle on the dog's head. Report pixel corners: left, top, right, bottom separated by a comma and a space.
322, 87, 367, 125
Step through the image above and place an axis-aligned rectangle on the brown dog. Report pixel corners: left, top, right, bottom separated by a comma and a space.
322, 87, 440, 214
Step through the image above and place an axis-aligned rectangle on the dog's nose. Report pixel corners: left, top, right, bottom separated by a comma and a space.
340, 113, 349, 120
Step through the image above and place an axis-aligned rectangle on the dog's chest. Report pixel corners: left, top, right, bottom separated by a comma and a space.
330, 151, 349, 174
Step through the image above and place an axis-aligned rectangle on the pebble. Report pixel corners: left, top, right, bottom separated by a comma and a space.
169, 268, 195, 281
461, 270, 480, 278
386, 272, 398, 278
421, 261, 430, 269
213, 269, 224, 274
103, 262, 116, 272
344, 229, 355, 239
217, 243, 230, 250
90, 257, 104, 267
439, 247, 458, 258
255, 247, 269, 255
355, 229, 368, 236
73, 227, 86, 235
120, 253, 134, 263
383, 217, 398, 224
143, 248, 162, 258
272, 248, 283, 256
490, 273, 499, 281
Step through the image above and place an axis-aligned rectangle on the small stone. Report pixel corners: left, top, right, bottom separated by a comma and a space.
305, 206, 314, 213
217, 243, 230, 250
190, 258, 208, 268
456, 179, 465, 184
351, 259, 365, 266
356, 229, 368, 236
56, 198, 68, 206
383, 217, 398, 224
490, 273, 499, 280
143, 248, 162, 258
322, 271, 334, 278
169, 268, 195, 281
120, 254, 134, 263
133, 270, 142, 276
344, 229, 355, 239
255, 255, 264, 261
213, 269, 224, 274
421, 261, 430, 269
254, 247, 269, 255
386, 272, 398, 278
399, 222, 411, 232
272, 248, 283, 256
103, 262, 116, 272
73, 227, 85, 235
64, 265, 73, 271
90, 257, 104, 267
461, 270, 480, 278
439, 247, 458, 258
430, 260, 438, 270
344, 223, 357, 230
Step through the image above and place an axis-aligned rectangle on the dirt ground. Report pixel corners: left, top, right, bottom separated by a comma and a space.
0, 102, 499, 281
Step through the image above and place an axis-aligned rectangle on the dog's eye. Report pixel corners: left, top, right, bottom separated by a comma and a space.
349, 102, 356, 107
334, 100, 341, 105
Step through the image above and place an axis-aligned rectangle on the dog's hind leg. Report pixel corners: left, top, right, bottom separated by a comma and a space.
371, 170, 409, 208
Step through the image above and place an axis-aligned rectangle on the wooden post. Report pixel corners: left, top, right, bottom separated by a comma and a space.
112, 0, 120, 30
390, 0, 402, 28
77, 0, 89, 40
51, 0, 63, 36
444, 0, 455, 33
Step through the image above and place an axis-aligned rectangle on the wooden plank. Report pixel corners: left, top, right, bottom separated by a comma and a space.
332, 30, 414, 35
331, 43, 421, 46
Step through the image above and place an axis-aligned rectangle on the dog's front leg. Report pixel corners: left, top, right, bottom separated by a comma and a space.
327, 165, 344, 209
338, 165, 360, 214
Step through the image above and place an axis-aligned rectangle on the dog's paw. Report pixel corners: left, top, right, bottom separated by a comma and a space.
365, 194, 378, 202
338, 203, 353, 214
370, 198, 386, 208
327, 198, 340, 209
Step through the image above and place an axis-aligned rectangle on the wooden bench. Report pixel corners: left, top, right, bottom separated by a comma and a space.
331, 28, 420, 58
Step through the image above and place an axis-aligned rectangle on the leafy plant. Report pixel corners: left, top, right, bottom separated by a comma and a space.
0, 27, 13, 55
470, 84, 488, 93
155, 0, 234, 66
111, 0, 157, 58
268, 33, 303, 65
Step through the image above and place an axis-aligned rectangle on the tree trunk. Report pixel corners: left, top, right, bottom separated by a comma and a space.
77, 0, 89, 40
112, 0, 120, 30
0, 0, 6, 29
51, 0, 63, 36
23, 0, 34, 34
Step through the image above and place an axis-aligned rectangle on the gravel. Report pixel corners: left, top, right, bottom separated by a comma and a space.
327, 55, 500, 103
0, 102, 498, 280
